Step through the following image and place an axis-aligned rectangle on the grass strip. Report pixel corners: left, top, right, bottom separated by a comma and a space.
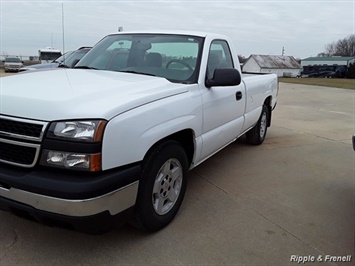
279, 78, 355, 90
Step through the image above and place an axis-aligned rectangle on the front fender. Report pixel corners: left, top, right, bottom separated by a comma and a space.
101, 90, 202, 170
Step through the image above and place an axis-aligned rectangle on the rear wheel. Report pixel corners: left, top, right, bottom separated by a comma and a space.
133, 141, 188, 232
246, 105, 269, 145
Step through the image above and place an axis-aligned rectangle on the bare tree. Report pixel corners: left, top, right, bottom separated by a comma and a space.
324, 42, 336, 56
321, 34, 355, 56
317, 52, 328, 57
238, 55, 246, 63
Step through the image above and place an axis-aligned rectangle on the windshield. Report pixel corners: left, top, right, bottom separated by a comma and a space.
5, 57, 21, 63
76, 34, 203, 83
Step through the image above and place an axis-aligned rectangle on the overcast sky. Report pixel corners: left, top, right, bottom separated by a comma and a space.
1, 0, 354, 59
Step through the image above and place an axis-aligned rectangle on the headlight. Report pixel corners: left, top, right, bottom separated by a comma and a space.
41, 150, 101, 171
47, 120, 106, 142
41, 119, 106, 171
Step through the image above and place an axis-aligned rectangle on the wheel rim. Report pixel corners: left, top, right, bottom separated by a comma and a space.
152, 158, 183, 215
260, 112, 267, 138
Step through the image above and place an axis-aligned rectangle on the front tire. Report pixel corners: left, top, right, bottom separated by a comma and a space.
133, 141, 188, 232
246, 104, 269, 145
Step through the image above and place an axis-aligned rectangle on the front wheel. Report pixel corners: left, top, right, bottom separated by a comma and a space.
246, 105, 269, 145
133, 141, 188, 232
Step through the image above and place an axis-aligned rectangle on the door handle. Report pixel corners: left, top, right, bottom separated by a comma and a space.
236, 91, 242, 101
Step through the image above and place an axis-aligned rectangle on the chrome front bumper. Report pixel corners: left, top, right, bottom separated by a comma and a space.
0, 181, 139, 217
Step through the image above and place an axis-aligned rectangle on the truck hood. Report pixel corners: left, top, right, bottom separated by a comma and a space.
0, 69, 189, 121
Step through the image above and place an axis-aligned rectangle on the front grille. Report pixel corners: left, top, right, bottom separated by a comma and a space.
0, 119, 43, 138
0, 142, 36, 165
0, 116, 47, 141
0, 116, 46, 167
0, 140, 39, 167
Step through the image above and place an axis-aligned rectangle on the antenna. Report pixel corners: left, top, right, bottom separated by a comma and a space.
62, 3, 65, 57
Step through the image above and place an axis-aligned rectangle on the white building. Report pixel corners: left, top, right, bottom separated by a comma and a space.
242, 54, 301, 77
301, 56, 355, 68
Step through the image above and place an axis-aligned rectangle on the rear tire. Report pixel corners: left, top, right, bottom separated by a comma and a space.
133, 141, 188, 232
246, 105, 269, 145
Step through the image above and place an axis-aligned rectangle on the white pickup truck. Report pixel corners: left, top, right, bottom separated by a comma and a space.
0, 31, 277, 233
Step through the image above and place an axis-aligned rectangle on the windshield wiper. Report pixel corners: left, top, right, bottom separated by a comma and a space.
58, 64, 69, 68
74, 66, 98, 70
118, 70, 156, 77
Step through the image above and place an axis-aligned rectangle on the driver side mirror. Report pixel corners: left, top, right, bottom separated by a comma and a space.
205, 68, 241, 88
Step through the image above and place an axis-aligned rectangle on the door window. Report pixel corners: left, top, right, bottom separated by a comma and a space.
207, 40, 234, 79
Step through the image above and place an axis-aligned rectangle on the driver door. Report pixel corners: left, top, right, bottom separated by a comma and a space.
199, 40, 246, 160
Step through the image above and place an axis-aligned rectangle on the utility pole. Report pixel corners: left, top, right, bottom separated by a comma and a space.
62, 3, 65, 54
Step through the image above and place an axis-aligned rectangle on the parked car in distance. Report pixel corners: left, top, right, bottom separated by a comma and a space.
58, 47, 91, 68
299, 66, 345, 78
315, 70, 336, 78
3, 57, 23, 72
19, 51, 73, 72
19, 47, 91, 72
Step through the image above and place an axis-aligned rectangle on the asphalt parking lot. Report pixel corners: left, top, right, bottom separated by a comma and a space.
0, 78, 354, 265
